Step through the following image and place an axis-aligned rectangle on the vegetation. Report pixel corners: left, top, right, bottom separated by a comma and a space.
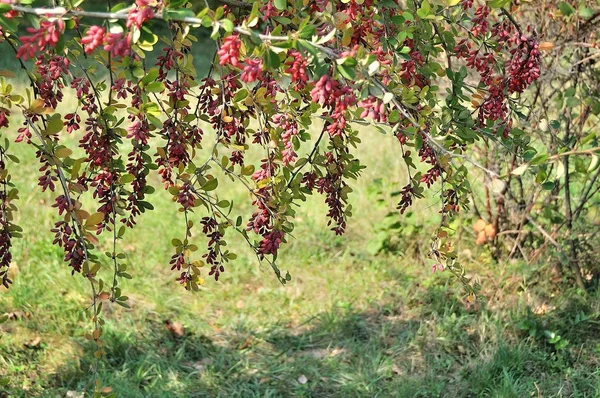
0, 0, 598, 396
1, 132, 600, 397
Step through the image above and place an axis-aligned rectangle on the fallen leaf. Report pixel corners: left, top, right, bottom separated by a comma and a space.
7, 311, 31, 320
297, 374, 308, 384
539, 41, 554, 51
24, 337, 41, 349
164, 320, 185, 337
66, 391, 84, 398
238, 336, 253, 350
183, 358, 212, 373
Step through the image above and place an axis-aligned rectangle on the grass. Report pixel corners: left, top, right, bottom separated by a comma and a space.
0, 70, 599, 396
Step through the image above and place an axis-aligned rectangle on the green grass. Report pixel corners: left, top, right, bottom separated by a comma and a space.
0, 88, 600, 397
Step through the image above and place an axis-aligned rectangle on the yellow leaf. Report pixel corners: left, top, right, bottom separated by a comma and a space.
75, 209, 90, 223
54, 147, 72, 158
334, 12, 349, 29
28, 99, 46, 113
341, 27, 354, 47
86, 212, 105, 226
539, 41, 554, 51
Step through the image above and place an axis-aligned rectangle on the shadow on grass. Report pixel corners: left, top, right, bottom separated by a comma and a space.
8, 281, 594, 398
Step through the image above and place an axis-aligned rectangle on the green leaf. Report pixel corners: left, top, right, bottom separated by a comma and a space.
120, 174, 135, 184
216, 200, 230, 208
416, 1, 431, 19
202, 178, 218, 191
264, 50, 281, 69
488, 0, 510, 9
147, 114, 163, 129
542, 181, 555, 190
220, 19, 234, 33
579, 7, 593, 19
298, 39, 319, 57
116, 300, 130, 308
530, 153, 548, 165
298, 24, 316, 39
145, 81, 165, 93
165, 8, 196, 20
337, 63, 355, 80
141, 69, 159, 86
233, 88, 249, 102
274, 0, 286, 11
168, 0, 188, 7
45, 116, 64, 135
0, 15, 18, 33
558, 1, 575, 16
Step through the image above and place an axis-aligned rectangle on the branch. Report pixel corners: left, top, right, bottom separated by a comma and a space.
219, 0, 252, 10
547, 146, 600, 160
525, 214, 559, 249
500, 7, 522, 34
286, 125, 326, 189
9, 4, 293, 43
370, 77, 498, 178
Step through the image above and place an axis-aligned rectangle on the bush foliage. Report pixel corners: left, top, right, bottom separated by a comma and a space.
0, 0, 598, 394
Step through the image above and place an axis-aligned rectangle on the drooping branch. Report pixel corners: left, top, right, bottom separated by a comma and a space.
8, 4, 294, 44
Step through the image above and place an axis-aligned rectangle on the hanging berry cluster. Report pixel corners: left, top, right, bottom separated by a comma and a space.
0, 0, 542, 296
